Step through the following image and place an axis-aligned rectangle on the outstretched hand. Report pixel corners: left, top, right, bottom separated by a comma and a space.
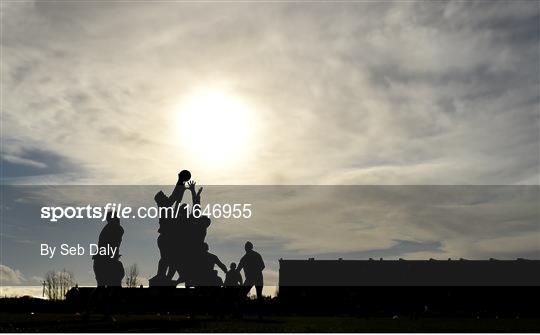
186, 180, 196, 191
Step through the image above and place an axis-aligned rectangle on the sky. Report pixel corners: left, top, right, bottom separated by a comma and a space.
1, 1, 539, 295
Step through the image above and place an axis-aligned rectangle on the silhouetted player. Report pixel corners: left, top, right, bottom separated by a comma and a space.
151, 170, 190, 285
93, 211, 124, 286
238, 241, 265, 300
199, 242, 228, 285
224, 262, 243, 286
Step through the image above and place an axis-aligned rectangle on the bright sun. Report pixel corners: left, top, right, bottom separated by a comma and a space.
176, 89, 256, 164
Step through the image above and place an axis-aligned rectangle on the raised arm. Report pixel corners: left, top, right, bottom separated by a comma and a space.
187, 181, 203, 206
215, 255, 228, 274
169, 177, 186, 204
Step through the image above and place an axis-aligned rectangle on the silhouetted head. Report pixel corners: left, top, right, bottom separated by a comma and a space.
154, 191, 168, 207
245, 241, 253, 252
203, 242, 209, 252
230, 262, 237, 270
106, 211, 120, 225
179, 170, 191, 182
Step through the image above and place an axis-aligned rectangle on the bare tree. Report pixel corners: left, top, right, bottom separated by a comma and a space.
44, 269, 75, 300
125, 263, 140, 288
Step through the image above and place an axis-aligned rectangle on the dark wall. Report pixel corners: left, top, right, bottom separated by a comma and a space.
279, 259, 540, 286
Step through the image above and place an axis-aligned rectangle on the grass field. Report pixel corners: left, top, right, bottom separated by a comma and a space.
1, 313, 539, 332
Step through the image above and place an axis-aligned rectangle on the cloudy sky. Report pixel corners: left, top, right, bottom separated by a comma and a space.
2, 0, 538, 185
1, 1, 539, 294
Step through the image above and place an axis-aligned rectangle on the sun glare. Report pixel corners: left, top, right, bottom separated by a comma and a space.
176, 89, 256, 165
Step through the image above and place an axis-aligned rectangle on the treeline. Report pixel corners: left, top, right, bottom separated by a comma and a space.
42, 263, 141, 300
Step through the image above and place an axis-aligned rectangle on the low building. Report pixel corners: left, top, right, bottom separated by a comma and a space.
279, 258, 540, 286
278, 258, 540, 316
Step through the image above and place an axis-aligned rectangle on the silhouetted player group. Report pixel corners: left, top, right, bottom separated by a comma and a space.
92, 170, 265, 301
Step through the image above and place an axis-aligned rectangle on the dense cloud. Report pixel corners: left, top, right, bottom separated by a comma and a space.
2, 1, 538, 185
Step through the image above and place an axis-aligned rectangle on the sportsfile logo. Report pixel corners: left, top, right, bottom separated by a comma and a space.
40, 203, 252, 222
